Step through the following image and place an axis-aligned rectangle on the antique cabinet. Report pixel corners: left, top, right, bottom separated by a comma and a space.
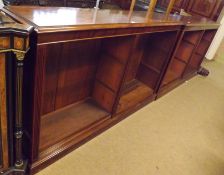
0, 8, 33, 174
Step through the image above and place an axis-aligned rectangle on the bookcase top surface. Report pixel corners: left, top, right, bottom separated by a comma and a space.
4, 6, 219, 32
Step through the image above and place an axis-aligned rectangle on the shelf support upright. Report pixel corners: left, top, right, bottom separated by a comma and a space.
165, 0, 176, 17
146, 0, 158, 21
128, 0, 136, 20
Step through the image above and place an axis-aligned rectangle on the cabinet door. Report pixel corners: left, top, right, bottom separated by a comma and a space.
0, 53, 9, 171
187, 0, 222, 19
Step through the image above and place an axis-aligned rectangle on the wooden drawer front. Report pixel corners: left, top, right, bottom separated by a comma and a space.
188, 0, 219, 18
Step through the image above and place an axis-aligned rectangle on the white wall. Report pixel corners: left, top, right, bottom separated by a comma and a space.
206, 8, 224, 60
0, 0, 4, 7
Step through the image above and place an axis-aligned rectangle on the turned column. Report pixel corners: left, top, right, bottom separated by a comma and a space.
0, 34, 29, 174
13, 51, 26, 168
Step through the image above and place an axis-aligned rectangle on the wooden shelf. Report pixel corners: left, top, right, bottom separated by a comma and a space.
141, 61, 160, 74
175, 40, 195, 63
195, 40, 210, 56
202, 38, 212, 43
203, 30, 216, 42
122, 79, 139, 95
39, 99, 110, 151
182, 38, 195, 46
174, 56, 188, 64
162, 70, 180, 86
184, 66, 197, 76
117, 80, 154, 113
183, 31, 203, 45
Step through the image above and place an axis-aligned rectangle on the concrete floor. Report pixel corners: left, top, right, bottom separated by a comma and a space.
37, 42, 224, 175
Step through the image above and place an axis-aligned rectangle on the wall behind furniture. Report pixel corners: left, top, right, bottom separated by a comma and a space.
206, 7, 224, 60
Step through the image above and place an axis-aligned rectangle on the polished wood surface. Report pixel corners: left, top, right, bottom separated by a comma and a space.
5, 6, 182, 29
5, 6, 219, 33
0, 53, 9, 171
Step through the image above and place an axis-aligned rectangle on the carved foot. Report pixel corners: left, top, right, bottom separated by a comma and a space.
0, 160, 27, 175
198, 67, 210, 77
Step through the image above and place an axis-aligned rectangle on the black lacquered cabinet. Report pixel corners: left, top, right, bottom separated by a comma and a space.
0, 8, 33, 174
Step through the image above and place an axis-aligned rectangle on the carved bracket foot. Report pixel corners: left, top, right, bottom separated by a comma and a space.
198, 67, 210, 77
0, 160, 27, 175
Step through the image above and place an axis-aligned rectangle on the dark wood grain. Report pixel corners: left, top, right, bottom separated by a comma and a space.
55, 40, 101, 110
96, 51, 125, 92
158, 0, 224, 21
0, 53, 9, 171
92, 81, 116, 112
40, 39, 102, 114
183, 31, 204, 45
116, 81, 154, 113
41, 44, 61, 115
40, 99, 109, 151
159, 30, 197, 89
175, 41, 195, 63
137, 64, 160, 90
187, 0, 222, 20
116, 31, 179, 115
183, 29, 216, 77
123, 36, 144, 84
162, 58, 185, 86
158, 27, 217, 98
30, 45, 47, 161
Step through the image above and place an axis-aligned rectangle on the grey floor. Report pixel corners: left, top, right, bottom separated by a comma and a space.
37, 42, 224, 175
